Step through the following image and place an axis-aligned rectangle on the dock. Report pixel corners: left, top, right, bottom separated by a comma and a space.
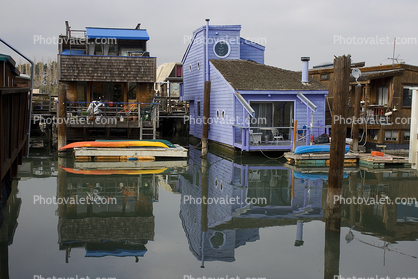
72, 145, 188, 161
284, 151, 358, 167
285, 150, 412, 170
358, 154, 410, 169
74, 159, 187, 169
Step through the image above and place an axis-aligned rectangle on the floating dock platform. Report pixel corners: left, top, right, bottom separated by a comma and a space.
73, 144, 188, 161
358, 154, 410, 169
74, 159, 188, 169
285, 150, 412, 170
284, 151, 359, 167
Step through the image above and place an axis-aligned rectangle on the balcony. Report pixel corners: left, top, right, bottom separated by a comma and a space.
63, 101, 158, 129
232, 126, 321, 151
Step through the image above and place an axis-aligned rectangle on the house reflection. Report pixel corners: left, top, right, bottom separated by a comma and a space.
0, 180, 21, 279
340, 170, 418, 242
179, 147, 418, 266
179, 147, 325, 264
57, 159, 186, 263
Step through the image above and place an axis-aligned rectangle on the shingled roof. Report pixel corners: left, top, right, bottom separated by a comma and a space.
210, 59, 328, 91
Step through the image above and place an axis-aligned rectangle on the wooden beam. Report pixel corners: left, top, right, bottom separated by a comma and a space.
326, 55, 351, 232
353, 85, 361, 152
58, 83, 67, 150
201, 81, 211, 157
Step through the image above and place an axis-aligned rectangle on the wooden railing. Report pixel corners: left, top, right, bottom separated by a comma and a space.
63, 101, 158, 129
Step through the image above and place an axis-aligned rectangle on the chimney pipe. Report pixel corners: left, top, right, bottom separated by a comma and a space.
301, 57, 310, 83
135, 23, 141, 30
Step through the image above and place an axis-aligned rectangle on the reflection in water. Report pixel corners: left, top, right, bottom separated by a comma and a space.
0, 149, 417, 278
179, 146, 418, 276
0, 180, 21, 279
179, 147, 325, 265
57, 158, 186, 263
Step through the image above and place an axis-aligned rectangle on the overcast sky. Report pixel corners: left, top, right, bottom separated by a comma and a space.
1, 0, 417, 71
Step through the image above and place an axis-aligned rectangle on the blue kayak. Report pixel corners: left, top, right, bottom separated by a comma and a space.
294, 145, 350, 155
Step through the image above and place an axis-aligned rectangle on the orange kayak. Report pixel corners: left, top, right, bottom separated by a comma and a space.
61, 167, 167, 175
59, 140, 169, 150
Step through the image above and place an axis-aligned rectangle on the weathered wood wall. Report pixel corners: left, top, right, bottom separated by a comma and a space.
0, 88, 30, 186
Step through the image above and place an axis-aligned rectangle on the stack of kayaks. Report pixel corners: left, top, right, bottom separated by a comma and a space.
294, 145, 350, 155
59, 139, 173, 150
59, 139, 187, 161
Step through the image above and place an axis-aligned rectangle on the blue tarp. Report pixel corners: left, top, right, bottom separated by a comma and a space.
86, 28, 149, 40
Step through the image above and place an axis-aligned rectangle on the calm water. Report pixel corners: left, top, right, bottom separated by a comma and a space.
1, 146, 418, 279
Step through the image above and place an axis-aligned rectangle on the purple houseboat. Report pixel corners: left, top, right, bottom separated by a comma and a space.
181, 21, 329, 151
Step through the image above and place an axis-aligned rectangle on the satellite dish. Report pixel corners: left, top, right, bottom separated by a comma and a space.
352, 68, 361, 85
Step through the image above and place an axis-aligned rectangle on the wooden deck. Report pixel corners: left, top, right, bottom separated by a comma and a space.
74, 159, 188, 169
285, 150, 412, 170
284, 151, 359, 167
358, 154, 410, 169
73, 144, 188, 161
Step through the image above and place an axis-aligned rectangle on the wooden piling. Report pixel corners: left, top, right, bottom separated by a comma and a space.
201, 81, 211, 157
58, 84, 67, 150
324, 230, 341, 279
352, 85, 361, 152
292, 120, 298, 152
326, 55, 350, 232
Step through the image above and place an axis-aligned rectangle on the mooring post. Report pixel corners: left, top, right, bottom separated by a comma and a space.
202, 81, 211, 157
326, 55, 350, 232
324, 230, 341, 279
352, 85, 361, 152
58, 84, 67, 151
292, 120, 298, 152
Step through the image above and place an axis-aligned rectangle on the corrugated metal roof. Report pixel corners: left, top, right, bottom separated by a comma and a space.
86, 28, 149, 40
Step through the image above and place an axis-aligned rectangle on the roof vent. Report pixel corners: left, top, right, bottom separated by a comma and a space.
301, 57, 310, 84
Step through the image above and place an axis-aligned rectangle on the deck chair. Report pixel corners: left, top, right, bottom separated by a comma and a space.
271, 128, 283, 143
141, 103, 154, 121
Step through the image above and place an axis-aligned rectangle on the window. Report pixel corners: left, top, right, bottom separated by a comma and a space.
197, 62, 200, 70
403, 87, 413, 107
384, 130, 398, 141
369, 129, 379, 141
222, 110, 225, 119
404, 131, 410, 141
216, 110, 219, 118
377, 86, 389, 106
108, 43, 118, 56
197, 101, 201, 116
320, 74, 329, 80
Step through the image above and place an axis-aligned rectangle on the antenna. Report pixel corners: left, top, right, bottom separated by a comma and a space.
392, 37, 396, 66
387, 38, 406, 65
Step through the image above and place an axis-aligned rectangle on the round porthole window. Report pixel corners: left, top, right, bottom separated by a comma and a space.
213, 40, 230, 58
